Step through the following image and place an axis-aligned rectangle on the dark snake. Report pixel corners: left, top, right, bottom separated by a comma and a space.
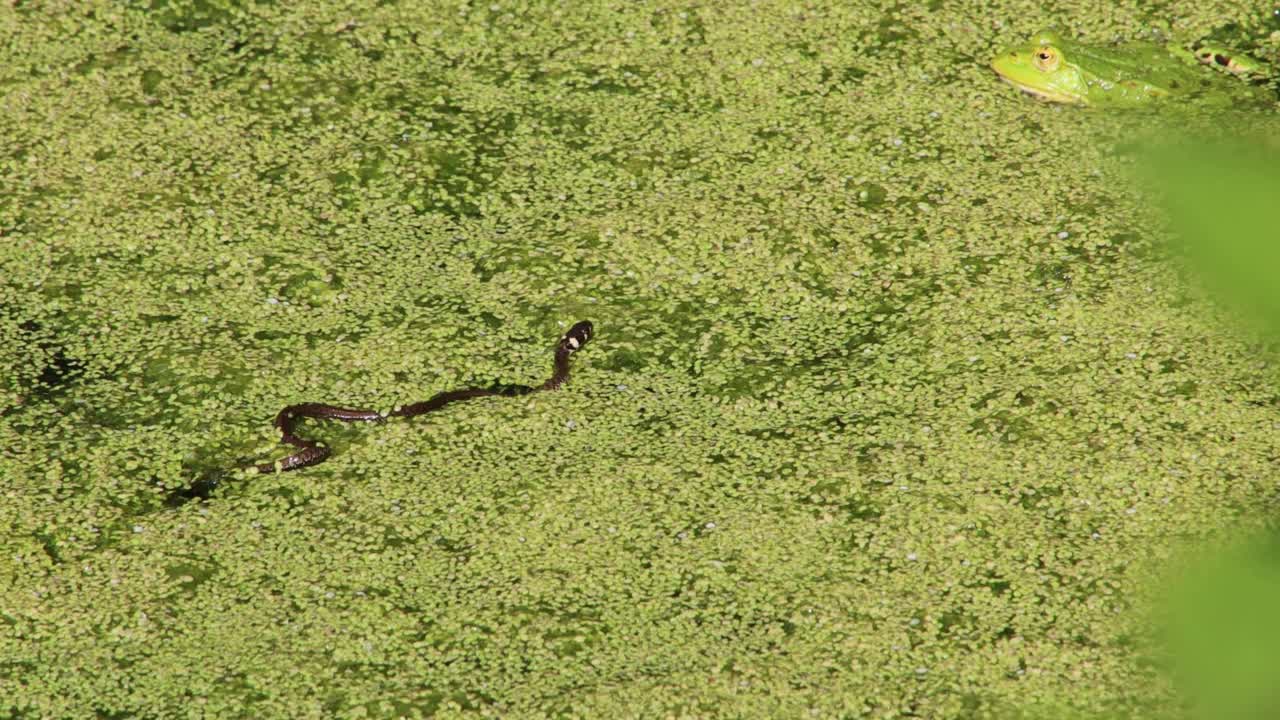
168, 321, 593, 504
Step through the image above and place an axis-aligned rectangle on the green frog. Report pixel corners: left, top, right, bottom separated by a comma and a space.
990, 29, 1266, 107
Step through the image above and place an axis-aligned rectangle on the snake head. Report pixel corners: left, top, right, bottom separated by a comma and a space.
560, 320, 594, 353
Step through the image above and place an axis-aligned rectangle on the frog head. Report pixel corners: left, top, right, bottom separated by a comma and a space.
990, 30, 1089, 104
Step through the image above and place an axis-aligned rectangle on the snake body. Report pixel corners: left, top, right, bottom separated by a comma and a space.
169, 321, 592, 503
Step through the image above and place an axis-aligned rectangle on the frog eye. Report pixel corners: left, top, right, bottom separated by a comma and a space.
1033, 47, 1060, 72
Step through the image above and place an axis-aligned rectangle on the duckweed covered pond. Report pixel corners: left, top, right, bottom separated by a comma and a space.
4, 1, 1280, 717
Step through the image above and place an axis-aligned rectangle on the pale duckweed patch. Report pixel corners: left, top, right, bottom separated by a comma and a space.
3, 1, 1280, 718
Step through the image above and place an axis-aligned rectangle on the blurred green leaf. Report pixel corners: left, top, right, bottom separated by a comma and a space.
1163, 533, 1280, 720
1140, 137, 1280, 337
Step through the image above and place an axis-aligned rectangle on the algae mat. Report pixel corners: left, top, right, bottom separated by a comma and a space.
3, 1, 1280, 718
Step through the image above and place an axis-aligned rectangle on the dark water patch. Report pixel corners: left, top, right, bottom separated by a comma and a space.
389, 110, 516, 220
650, 6, 707, 48
10, 319, 86, 405
138, 67, 165, 98
871, 8, 920, 48
752, 126, 794, 147
808, 327, 882, 372
162, 559, 219, 595
856, 439, 925, 472
633, 407, 679, 437
704, 362, 792, 402
529, 56, 650, 94
294, 28, 364, 68
961, 253, 1002, 283
229, 63, 365, 127
329, 147, 387, 193
602, 346, 648, 372
798, 478, 883, 523
33, 529, 65, 565
970, 410, 1041, 444
252, 328, 294, 343
158, 430, 269, 506
380, 523, 424, 551
937, 608, 980, 641
969, 389, 1003, 412
574, 65, 649, 96
143, 0, 242, 34
595, 145, 711, 191
164, 468, 231, 506
1016, 484, 1063, 511
865, 228, 918, 259
433, 535, 473, 560
1012, 388, 1036, 407
251, 482, 318, 512
143, 353, 254, 403
72, 46, 137, 76
1055, 229, 1147, 269
254, 161, 292, 185
1031, 259, 1073, 289
280, 269, 342, 307
829, 64, 869, 89
139, 313, 181, 326
34, 345, 85, 398
506, 602, 605, 660
529, 106, 591, 151
825, 409, 893, 434
702, 306, 899, 402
